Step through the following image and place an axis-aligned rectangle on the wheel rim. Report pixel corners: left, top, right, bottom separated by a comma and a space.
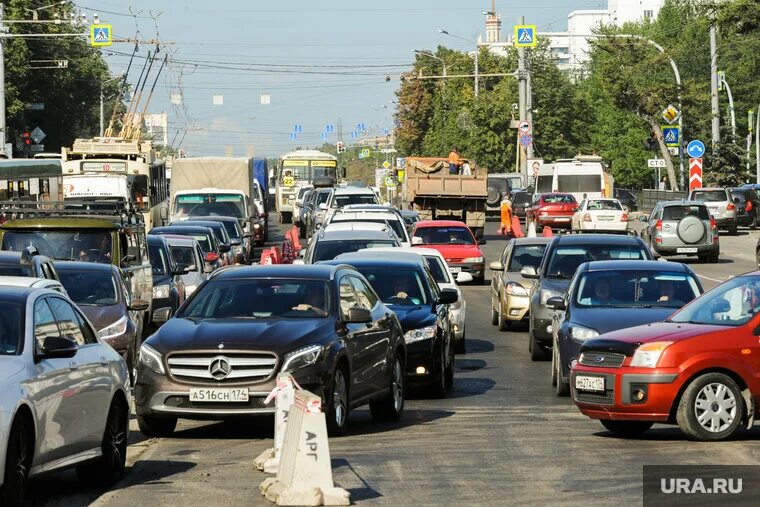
392, 360, 403, 412
333, 371, 347, 427
107, 402, 128, 470
12, 424, 28, 497
694, 382, 737, 433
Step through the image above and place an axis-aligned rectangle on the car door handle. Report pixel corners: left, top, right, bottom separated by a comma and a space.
100, 356, 109, 366
69, 361, 79, 371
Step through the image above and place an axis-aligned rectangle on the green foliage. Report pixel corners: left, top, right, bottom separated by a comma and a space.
3, 0, 121, 153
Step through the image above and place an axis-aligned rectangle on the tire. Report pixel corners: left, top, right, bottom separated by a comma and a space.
709, 253, 720, 264
550, 348, 558, 387
327, 367, 350, 436
729, 225, 738, 236
497, 302, 510, 331
445, 337, 454, 391
600, 420, 653, 437
676, 373, 743, 441
137, 415, 177, 438
529, 322, 549, 361
77, 398, 129, 486
0, 417, 32, 507
369, 356, 405, 422
454, 329, 466, 354
427, 341, 447, 399
554, 349, 569, 397
490, 303, 498, 326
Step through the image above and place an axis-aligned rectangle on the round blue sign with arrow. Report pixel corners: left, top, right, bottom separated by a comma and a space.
687, 140, 705, 158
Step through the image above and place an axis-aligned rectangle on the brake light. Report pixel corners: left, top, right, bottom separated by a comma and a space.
710, 217, 717, 230
205, 252, 220, 262
727, 202, 735, 211
655, 219, 662, 231
621, 213, 628, 222
746, 201, 753, 212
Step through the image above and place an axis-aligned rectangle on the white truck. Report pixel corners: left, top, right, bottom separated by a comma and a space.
534, 155, 614, 203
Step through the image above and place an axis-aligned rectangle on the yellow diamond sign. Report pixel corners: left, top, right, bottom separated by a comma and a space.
662, 104, 680, 125
382, 160, 391, 169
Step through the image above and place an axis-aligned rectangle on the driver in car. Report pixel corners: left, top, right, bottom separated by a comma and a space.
390, 278, 421, 305
293, 288, 326, 315
79, 235, 111, 262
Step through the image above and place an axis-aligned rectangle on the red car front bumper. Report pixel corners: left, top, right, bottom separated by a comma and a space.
570, 364, 682, 422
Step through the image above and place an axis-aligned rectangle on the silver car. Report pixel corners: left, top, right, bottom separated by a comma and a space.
688, 187, 738, 234
639, 201, 720, 263
0, 287, 130, 506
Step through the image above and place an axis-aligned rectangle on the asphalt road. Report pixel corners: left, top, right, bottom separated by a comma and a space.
27, 220, 760, 506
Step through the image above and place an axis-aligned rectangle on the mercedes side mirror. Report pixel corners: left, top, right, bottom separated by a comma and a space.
37, 336, 77, 360
521, 266, 539, 279
437, 288, 459, 305
345, 306, 372, 324
546, 296, 566, 311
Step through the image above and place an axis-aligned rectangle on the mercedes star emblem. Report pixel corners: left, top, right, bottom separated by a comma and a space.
209, 356, 231, 380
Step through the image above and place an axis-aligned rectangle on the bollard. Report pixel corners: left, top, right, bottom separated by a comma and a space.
511, 215, 524, 238
542, 226, 553, 237
260, 248, 273, 265
260, 390, 350, 506
271, 246, 282, 265
255, 374, 297, 473
290, 226, 302, 251
527, 220, 537, 238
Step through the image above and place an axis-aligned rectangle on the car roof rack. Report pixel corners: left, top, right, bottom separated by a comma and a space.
0, 200, 144, 226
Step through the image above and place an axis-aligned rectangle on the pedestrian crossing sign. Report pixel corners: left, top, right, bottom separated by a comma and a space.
661, 125, 680, 148
90, 24, 113, 47
514, 25, 538, 48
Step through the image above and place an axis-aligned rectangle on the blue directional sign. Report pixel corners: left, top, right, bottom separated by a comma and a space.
325, 124, 335, 134
289, 132, 297, 141
661, 126, 680, 148
293, 124, 303, 134
383, 128, 390, 135
350, 131, 358, 139
687, 140, 705, 158
320, 132, 328, 141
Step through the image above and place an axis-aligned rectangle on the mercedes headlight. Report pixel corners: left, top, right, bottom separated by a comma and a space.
505, 282, 528, 296
98, 315, 128, 340
463, 256, 484, 263
139, 343, 165, 375
281, 344, 324, 373
541, 289, 561, 305
153, 284, 170, 299
404, 325, 437, 344
570, 325, 599, 342
630, 341, 673, 368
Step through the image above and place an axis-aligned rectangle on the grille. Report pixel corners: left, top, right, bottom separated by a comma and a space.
167, 352, 278, 384
578, 351, 626, 368
575, 390, 614, 405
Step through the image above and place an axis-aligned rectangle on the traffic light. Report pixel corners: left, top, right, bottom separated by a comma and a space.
336, 141, 346, 153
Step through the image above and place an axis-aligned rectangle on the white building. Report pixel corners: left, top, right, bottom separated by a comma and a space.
478, 0, 664, 73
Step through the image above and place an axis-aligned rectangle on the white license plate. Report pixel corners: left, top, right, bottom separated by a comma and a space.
189, 388, 249, 402
554, 217, 570, 222
598, 216, 614, 221
575, 375, 605, 392
449, 267, 462, 273
676, 247, 698, 253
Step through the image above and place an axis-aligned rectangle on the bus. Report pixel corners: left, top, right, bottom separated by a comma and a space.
276, 150, 338, 223
62, 138, 169, 230
535, 155, 614, 202
0, 158, 64, 202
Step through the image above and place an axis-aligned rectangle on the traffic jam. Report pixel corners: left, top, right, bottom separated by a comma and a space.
1, 143, 760, 505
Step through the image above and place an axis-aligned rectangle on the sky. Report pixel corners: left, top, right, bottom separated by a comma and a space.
79, 0, 608, 157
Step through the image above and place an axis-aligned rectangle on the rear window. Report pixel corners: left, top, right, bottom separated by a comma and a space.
662, 205, 710, 221
512, 193, 532, 206
586, 200, 622, 211
691, 190, 727, 202
543, 194, 575, 204
730, 190, 746, 202
557, 175, 600, 193
536, 175, 553, 193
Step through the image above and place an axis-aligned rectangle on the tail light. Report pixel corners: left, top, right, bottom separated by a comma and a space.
621, 213, 628, 222
746, 201, 753, 212
583, 213, 591, 222
655, 219, 662, 231
710, 217, 717, 230
727, 202, 735, 211
205, 252, 220, 263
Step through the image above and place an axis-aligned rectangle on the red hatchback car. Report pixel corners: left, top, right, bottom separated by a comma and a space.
410, 220, 486, 284
571, 273, 760, 441
526, 193, 577, 231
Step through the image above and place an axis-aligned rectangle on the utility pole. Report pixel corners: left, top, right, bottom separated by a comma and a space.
474, 48, 479, 98
0, 4, 6, 152
710, 24, 720, 150
517, 15, 528, 179
525, 48, 533, 162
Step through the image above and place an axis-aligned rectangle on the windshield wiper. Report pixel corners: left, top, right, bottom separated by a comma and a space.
548, 273, 573, 279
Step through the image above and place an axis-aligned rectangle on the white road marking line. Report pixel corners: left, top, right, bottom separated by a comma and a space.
697, 273, 727, 283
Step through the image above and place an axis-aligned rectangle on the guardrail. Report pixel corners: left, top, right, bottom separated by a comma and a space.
639, 189, 688, 213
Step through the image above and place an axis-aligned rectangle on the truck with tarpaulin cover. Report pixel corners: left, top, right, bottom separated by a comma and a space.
404, 157, 488, 239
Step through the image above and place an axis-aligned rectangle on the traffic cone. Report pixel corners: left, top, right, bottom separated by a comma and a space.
527, 220, 537, 238
512, 216, 524, 238
542, 226, 553, 237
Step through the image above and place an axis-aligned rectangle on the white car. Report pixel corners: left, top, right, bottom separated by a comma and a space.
326, 187, 379, 210
324, 208, 411, 246
365, 247, 471, 353
0, 276, 68, 296
571, 198, 628, 233
0, 287, 131, 505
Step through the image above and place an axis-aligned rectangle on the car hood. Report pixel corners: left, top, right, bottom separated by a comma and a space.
581, 321, 729, 356
146, 317, 336, 356
387, 305, 436, 332
570, 307, 677, 336
79, 303, 125, 332
417, 244, 483, 261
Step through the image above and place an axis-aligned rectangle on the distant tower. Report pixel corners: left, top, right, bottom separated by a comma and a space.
485, 0, 501, 43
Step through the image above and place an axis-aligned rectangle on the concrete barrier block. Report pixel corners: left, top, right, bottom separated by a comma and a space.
254, 447, 275, 471
277, 487, 323, 506
322, 487, 351, 506
260, 476, 278, 495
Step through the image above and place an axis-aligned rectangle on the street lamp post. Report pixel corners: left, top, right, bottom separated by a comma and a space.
438, 29, 479, 98
413, 50, 447, 79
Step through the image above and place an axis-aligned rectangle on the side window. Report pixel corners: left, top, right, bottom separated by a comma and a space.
500, 245, 512, 266
48, 298, 87, 346
426, 270, 440, 298
338, 278, 359, 318
34, 299, 60, 348
139, 230, 149, 264
118, 272, 131, 304
126, 229, 140, 266
74, 309, 97, 344
350, 277, 378, 309
40, 262, 53, 279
